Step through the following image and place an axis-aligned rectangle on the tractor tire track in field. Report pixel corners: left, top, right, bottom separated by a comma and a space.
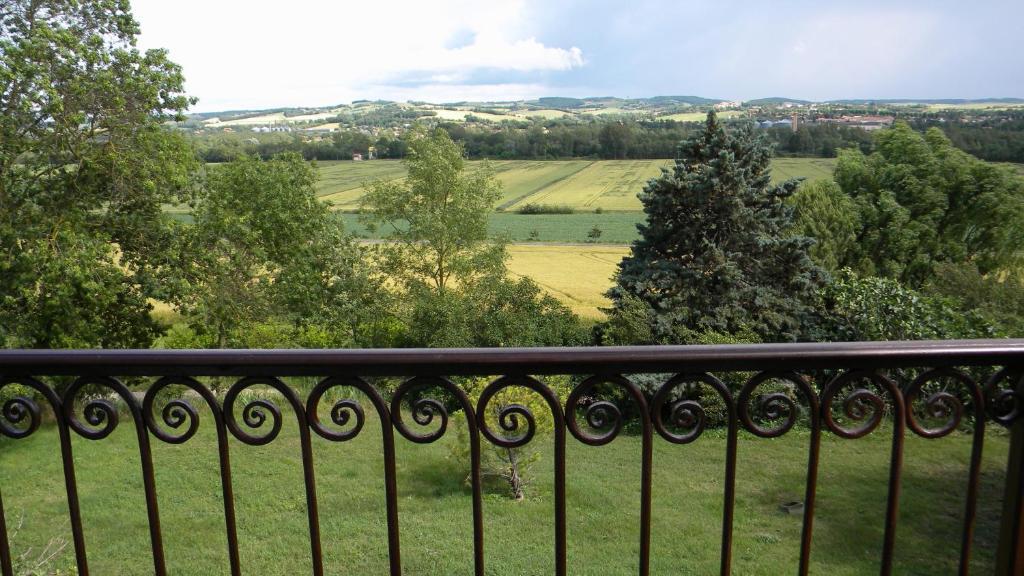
496, 160, 595, 211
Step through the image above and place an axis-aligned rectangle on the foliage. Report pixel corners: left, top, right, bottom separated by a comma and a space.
360, 127, 505, 292
833, 122, 1024, 286
179, 153, 384, 347
515, 203, 575, 215
451, 376, 570, 500
402, 277, 586, 348
924, 262, 1024, 338
610, 112, 825, 342
819, 269, 997, 341
788, 180, 858, 271
0, 0, 197, 348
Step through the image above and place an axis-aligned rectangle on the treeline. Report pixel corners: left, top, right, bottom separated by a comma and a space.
192, 119, 699, 162
911, 112, 1024, 163
196, 115, 1018, 164
760, 124, 874, 157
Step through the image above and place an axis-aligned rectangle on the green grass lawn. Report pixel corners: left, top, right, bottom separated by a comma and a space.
1, 400, 1009, 575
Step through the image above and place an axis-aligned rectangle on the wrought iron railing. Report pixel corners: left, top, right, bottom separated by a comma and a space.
1, 340, 1023, 576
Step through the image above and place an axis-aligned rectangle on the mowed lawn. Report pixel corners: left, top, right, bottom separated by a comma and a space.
0, 409, 1009, 576
315, 158, 837, 212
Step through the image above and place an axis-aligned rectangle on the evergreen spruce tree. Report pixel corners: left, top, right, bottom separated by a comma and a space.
608, 112, 824, 342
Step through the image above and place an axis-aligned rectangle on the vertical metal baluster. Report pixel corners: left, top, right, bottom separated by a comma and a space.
130, 398, 167, 575
797, 385, 821, 576
211, 397, 242, 576
296, 409, 324, 576
465, 404, 485, 576
721, 402, 738, 576
996, 370, 1024, 575
380, 415, 402, 576
639, 411, 652, 576
554, 413, 566, 576
880, 382, 905, 576
0, 488, 12, 576
959, 379, 986, 576
56, 413, 90, 575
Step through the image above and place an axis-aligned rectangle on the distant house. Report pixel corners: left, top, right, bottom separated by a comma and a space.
352, 153, 363, 161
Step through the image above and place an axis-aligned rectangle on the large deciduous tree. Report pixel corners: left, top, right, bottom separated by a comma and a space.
834, 122, 1024, 286
608, 112, 824, 342
181, 153, 384, 348
1, 0, 197, 347
360, 126, 505, 293
360, 126, 583, 348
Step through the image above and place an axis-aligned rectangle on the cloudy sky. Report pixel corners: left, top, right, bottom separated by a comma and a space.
131, 0, 1024, 112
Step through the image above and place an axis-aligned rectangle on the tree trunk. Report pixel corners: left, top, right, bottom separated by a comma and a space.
506, 447, 525, 501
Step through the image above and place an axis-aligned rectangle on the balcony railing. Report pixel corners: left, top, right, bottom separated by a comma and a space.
1, 340, 1024, 575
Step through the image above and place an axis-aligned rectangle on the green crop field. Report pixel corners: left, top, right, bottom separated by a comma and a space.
502, 160, 672, 211
770, 157, 838, 183
338, 212, 642, 244
316, 158, 838, 212
1, 414, 1007, 575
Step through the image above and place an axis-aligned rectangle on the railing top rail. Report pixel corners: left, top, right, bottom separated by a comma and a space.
1, 339, 1024, 376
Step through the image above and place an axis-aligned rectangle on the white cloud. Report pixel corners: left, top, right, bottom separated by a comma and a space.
131, 0, 584, 110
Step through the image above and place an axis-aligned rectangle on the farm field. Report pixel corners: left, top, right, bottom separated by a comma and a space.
318, 158, 838, 212
1, 413, 1008, 575
338, 212, 642, 244
507, 244, 628, 318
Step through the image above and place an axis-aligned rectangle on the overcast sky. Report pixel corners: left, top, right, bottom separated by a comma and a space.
131, 0, 1024, 112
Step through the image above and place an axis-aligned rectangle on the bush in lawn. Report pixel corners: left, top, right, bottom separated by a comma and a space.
451, 376, 571, 500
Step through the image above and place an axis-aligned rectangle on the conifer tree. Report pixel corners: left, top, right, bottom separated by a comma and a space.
608, 112, 824, 342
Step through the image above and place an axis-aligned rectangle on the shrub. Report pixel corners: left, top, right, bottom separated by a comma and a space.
820, 268, 997, 341
515, 203, 575, 215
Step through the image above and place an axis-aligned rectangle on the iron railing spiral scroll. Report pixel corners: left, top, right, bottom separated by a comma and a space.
0, 340, 1023, 576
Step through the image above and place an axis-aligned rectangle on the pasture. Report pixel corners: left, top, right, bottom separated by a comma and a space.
317, 158, 837, 212
0, 413, 1008, 575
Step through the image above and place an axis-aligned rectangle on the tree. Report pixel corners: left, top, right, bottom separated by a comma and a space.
0, 0, 197, 347
181, 153, 383, 348
403, 276, 585, 348
360, 127, 505, 293
820, 269, 995, 341
788, 180, 858, 271
608, 112, 824, 342
599, 122, 633, 159
834, 122, 1024, 286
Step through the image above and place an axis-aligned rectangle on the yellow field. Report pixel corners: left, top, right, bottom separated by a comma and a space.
507, 244, 628, 319
426, 109, 512, 122
314, 158, 838, 212
504, 160, 672, 211
489, 160, 592, 207
516, 109, 571, 119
